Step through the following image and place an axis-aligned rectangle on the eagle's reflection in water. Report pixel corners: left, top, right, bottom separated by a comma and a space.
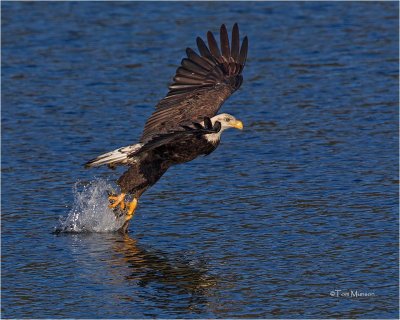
113, 235, 217, 291
66, 232, 218, 314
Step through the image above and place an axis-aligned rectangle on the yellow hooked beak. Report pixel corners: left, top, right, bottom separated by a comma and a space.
231, 119, 244, 130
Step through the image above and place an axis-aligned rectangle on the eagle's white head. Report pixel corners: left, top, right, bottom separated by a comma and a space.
203, 113, 243, 143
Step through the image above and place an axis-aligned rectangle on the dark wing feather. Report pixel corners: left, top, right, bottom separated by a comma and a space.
207, 31, 221, 59
204, 116, 213, 130
239, 36, 248, 70
220, 24, 230, 63
186, 48, 214, 70
140, 24, 248, 143
231, 23, 240, 61
196, 37, 214, 60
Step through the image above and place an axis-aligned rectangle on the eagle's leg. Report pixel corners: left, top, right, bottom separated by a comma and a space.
117, 198, 138, 234
108, 193, 126, 210
125, 198, 138, 222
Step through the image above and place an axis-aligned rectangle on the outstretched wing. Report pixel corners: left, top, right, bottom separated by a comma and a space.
140, 23, 248, 143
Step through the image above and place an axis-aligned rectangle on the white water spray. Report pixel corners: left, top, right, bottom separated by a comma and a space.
57, 179, 125, 233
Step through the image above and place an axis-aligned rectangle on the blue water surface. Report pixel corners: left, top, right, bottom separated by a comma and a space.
2, 2, 399, 318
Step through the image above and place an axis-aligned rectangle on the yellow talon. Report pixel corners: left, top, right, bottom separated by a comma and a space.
108, 193, 126, 209
125, 198, 138, 221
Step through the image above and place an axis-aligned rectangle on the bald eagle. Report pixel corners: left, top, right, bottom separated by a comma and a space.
85, 23, 248, 233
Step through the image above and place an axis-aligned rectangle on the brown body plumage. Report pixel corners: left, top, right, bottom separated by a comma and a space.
117, 117, 222, 196
85, 24, 248, 233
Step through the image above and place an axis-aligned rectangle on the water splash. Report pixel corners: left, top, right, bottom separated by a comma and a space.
56, 178, 125, 233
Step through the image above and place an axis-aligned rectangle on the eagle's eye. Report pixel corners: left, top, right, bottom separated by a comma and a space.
225, 117, 231, 122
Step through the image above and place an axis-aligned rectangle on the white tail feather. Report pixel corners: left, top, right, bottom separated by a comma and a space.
85, 143, 142, 168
